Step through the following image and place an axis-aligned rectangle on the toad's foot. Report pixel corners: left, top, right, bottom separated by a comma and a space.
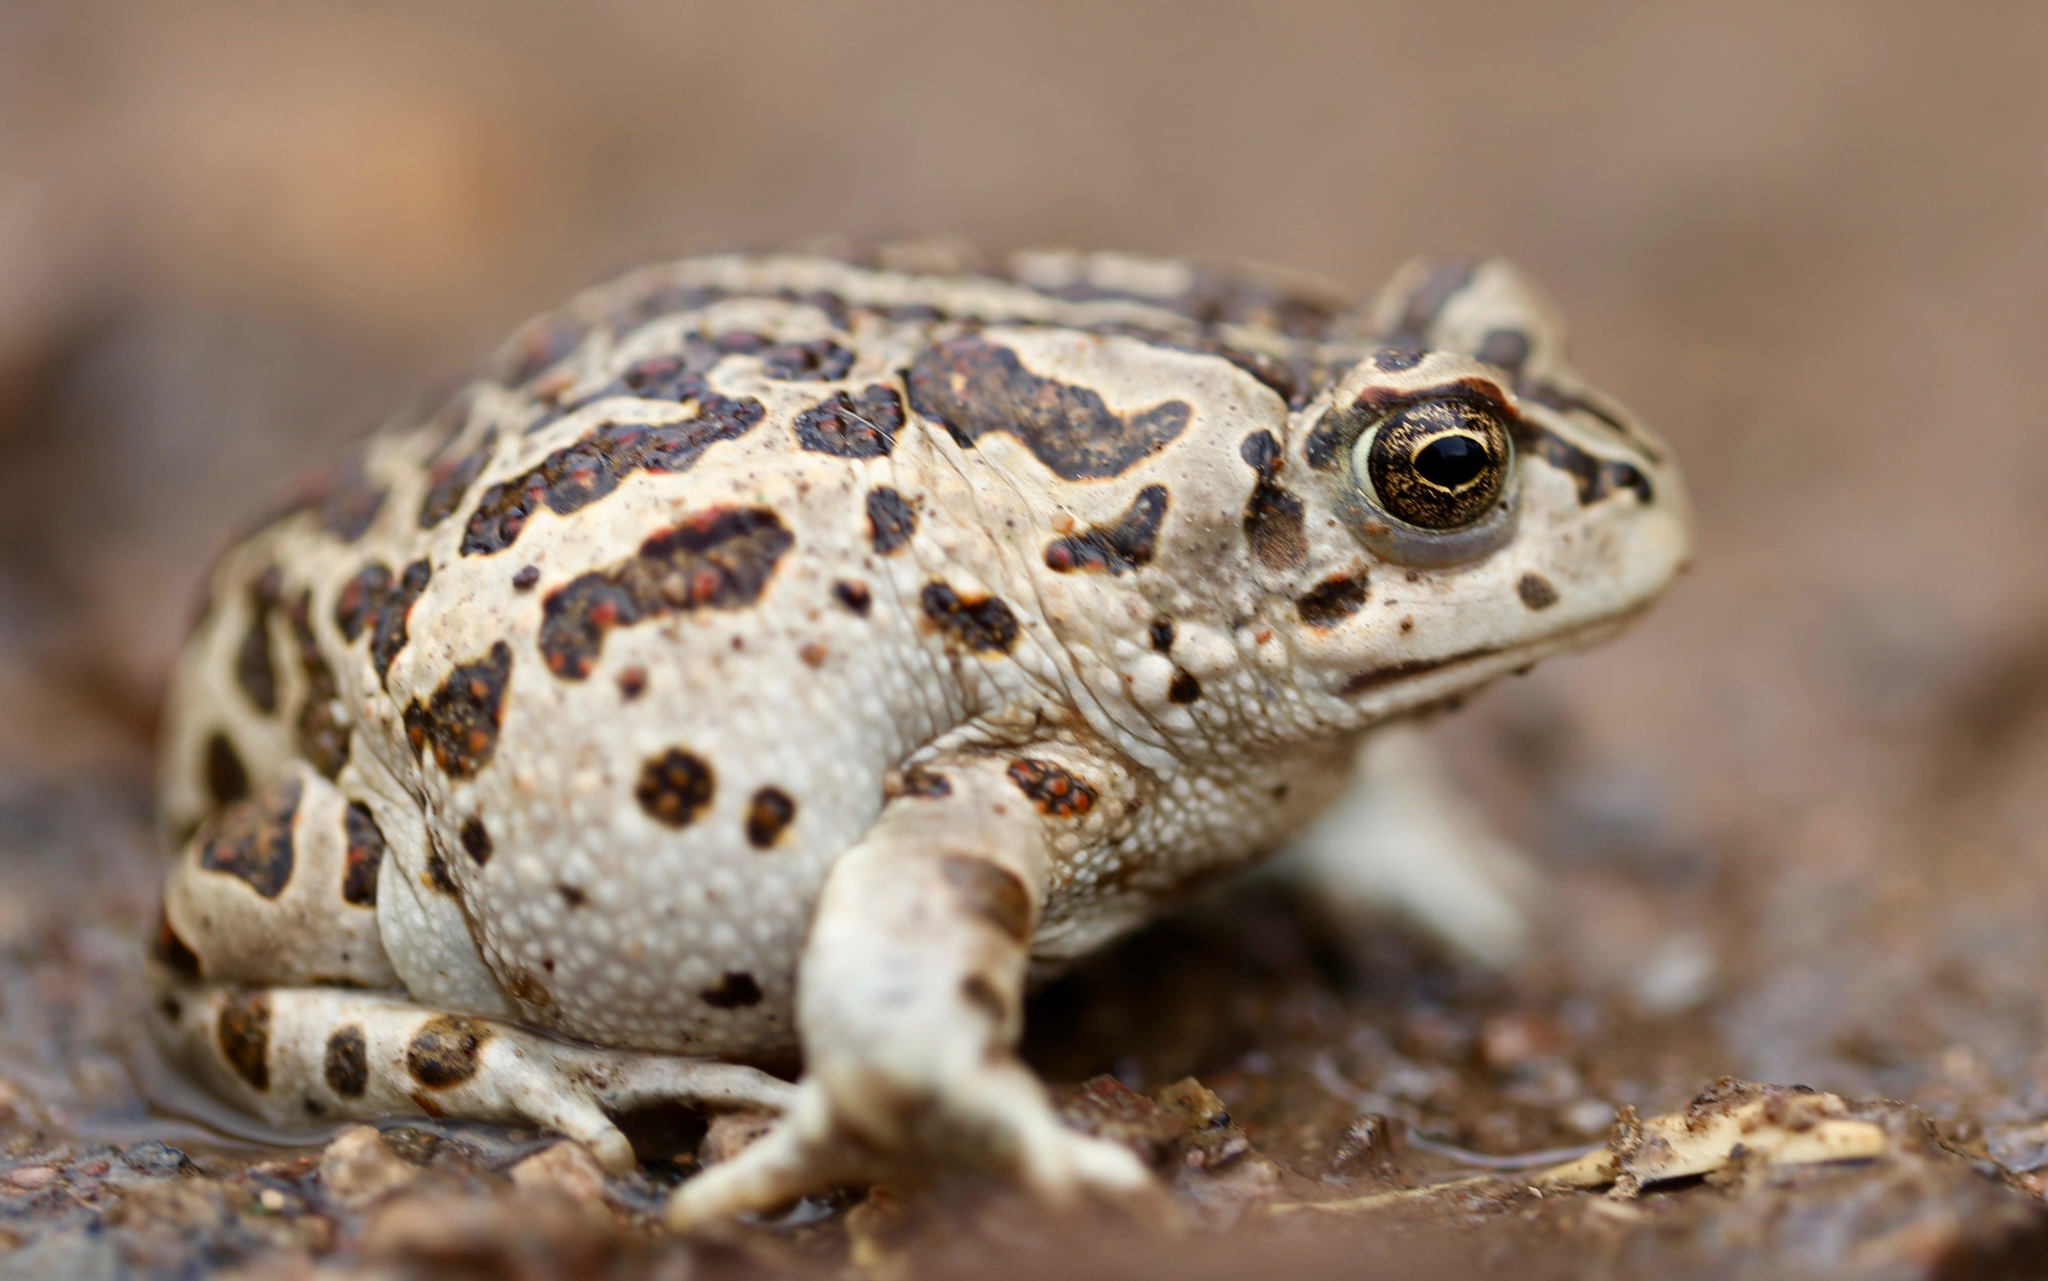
150, 977, 796, 1173
666, 1062, 1157, 1229
1284, 725, 1535, 968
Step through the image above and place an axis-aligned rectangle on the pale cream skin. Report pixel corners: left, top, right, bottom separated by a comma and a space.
147, 246, 1688, 1226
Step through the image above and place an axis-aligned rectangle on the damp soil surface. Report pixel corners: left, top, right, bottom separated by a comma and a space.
6, 2, 2048, 1277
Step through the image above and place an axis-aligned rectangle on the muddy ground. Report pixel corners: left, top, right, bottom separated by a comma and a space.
4, 2, 2048, 1277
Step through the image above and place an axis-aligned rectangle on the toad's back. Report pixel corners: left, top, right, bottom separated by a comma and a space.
156, 247, 1381, 1060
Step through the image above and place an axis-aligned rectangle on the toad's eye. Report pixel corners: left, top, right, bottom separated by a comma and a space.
1353, 397, 1513, 530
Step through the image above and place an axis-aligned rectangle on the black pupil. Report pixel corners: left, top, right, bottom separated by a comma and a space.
1413, 435, 1489, 488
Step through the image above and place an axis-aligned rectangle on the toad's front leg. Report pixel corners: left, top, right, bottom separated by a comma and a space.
665, 751, 1157, 1229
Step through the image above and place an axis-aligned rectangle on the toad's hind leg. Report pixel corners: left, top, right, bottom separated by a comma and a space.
666, 749, 1161, 1230
148, 981, 796, 1172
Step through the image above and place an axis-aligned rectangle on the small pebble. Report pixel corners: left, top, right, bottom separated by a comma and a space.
1562, 1098, 1618, 1136
4, 1166, 56, 1190
700, 1110, 779, 1166
120, 1140, 192, 1178
1325, 1113, 1396, 1177
509, 1141, 608, 1206
319, 1126, 420, 1208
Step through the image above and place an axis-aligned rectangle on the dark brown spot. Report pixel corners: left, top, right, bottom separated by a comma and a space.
334, 564, 389, 643
960, 974, 1008, 1025
539, 508, 792, 680
1516, 378, 1656, 455
511, 565, 541, 591
423, 850, 459, 898
198, 779, 302, 899
920, 582, 1020, 654
1180, 263, 1346, 337
1007, 757, 1097, 818
1373, 345, 1426, 372
1303, 410, 1346, 472
342, 802, 385, 907
745, 787, 796, 849
1297, 575, 1370, 628
873, 301, 948, 323
938, 854, 1032, 944
1168, 669, 1202, 704
1477, 328, 1531, 374
1085, 323, 1310, 409
556, 882, 586, 908
866, 486, 918, 554
1149, 619, 1175, 652
403, 642, 513, 779
287, 594, 350, 778
604, 283, 729, 334
317, 458, 387, 543
833, 580, 872, 616
636, 748, 715, 828
1031, 260, 1341, 341
462, 399, 764, 556
1244, 484, 1309, 571
406, 1015, 490, 1088
617, 666, 648, 700
497, 314, 589, 386
152, 907, 202, 979
1239, 427, 1282, 475
368, 553, 432, 684
234, 569, 283, 714
1513, 419, 1654, 506
701, 972, 763, 1009
1044, 485, 1168, 575
1240, 430, 1309, 570
761, 336, 855, 381
204, 732, 250, 810
1381, 259, 1479, 347
795, 385, 903, 458
418, 430, 497, 530
1517, 572, 1559, 610
505, 969, 553, 1010
907, 337, 1192, 480
420, 385, 480, 456
324, 1026, 368, 1098
886, 766, 952, 799
217, 991, 272, 1091
459, 817, 493, 866
528, 329, 775, 443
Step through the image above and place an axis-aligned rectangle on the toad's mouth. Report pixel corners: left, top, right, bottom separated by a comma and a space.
1335, 609, 1645, 706
1338, 645, 1505, 697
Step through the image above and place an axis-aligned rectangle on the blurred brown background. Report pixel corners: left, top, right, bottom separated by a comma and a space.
3, 1, 2048, 1273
